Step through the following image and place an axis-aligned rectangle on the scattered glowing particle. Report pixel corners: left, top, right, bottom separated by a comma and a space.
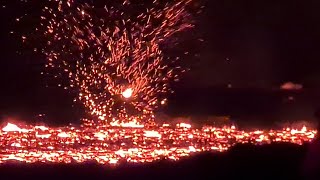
161, 99, 166, 105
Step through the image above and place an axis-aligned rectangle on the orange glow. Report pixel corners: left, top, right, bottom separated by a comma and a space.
161, 99, 167, 105
0, 122, 316, 165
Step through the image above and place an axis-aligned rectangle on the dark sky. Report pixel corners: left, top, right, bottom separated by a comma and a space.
1, 0, 320, 126
183, 0, 320, 88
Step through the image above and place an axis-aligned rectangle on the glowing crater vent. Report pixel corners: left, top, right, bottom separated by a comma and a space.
122, 88, 133, 99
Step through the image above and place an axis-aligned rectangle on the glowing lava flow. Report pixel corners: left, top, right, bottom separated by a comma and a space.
0, 122, 316, 164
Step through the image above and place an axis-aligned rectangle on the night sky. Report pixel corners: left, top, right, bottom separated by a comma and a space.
1, 0, 320, 126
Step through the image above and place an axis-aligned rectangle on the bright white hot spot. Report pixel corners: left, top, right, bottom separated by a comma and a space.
122, 88, 133, 99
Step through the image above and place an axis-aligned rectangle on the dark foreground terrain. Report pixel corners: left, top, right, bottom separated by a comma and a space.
0, 143, 319, 180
